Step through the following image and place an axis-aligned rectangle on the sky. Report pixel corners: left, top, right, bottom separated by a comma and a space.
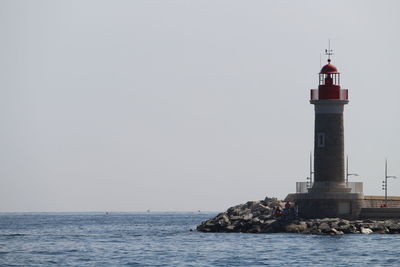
0, 0, 399, 212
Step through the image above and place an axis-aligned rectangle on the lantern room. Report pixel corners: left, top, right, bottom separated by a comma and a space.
310, 59, 348, 101
319, 61, 340, 86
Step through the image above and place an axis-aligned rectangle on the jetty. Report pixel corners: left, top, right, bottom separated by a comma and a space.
197, 197, 400, 235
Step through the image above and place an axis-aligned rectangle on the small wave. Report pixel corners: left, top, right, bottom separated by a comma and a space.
125, 262, 141, 266
78, 257, 91, 262
1, 233, 25, 237
32, 250, 64, 256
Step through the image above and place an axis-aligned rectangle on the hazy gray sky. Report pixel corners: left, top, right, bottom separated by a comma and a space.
1, 0, 399, 212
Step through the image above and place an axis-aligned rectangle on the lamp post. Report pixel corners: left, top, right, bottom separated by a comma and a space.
346, 155, 359, 186
306, 152, 314, 189
382, 158, 397, 207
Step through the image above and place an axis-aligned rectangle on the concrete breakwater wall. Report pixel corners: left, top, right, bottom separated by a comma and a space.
197, 197, 400, 235
286, 194, 400, 208
363, 196, 400, 208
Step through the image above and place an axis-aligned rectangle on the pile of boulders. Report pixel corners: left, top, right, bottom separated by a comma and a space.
196, 197, 400, 235
282, 218, 400, 235
197, 197, 286, 234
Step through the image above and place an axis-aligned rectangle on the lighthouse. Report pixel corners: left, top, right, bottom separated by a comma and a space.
295, 51, 364, 219
310, 56, 348, 192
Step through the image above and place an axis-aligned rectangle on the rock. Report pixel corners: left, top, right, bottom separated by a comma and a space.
306, 221, 314, 228
227, 205, 242, 215
354, 220, 364, 229
238, 208, 252, 216
284, 224, 298, 233
249, 225, 261, 233
310, 227, 322, 235
319, 218, 340, 224
263, 219, 278, 226
230, 216, 241, 221
338, 219, 349, 226
298, 221, 308, 230
338, 223, 351, 233
261, 219, 280, 233
386, 221, 400, 234
253, 204, 271, 215
348, 224, 359, 234
318, 222, 331, 233
369, 222, 386, 233
284, 222, 308, 233
330, 228, 344, 235
259, 215, 272, 221
246, 201, 258, 206
360, 227, 373, 234
363, 219, 375, 223
330, 222, 338, 229
243, 213, 253, 220
216, 213, 230, 226
226, 225, 236, 231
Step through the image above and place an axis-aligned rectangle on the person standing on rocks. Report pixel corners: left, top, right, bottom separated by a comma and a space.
274, 206, 282, 217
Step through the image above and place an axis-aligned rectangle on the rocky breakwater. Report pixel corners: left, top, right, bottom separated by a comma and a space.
197, 197, 400, 235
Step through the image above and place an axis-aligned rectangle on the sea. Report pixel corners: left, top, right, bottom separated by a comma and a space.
1, 212, 400, 266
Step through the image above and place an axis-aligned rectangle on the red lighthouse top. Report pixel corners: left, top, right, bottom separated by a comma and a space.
310, 57, 348, 101
320, 60, 339, 74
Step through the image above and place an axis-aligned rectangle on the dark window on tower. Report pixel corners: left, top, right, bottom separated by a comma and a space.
317, 133, 325, 148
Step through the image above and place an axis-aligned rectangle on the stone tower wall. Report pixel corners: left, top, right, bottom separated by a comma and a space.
314, 113, 345, 183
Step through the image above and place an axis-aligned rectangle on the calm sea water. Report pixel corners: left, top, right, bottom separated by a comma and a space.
1, 212, 400, 266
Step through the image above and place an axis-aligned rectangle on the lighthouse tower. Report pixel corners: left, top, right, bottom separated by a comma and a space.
295, 53, 364, 219
310, 57, 348, 192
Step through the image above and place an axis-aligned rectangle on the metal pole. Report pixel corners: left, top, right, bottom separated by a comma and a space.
346, 155, 349, 185
385, 158, 388, 207
310, 152, 313, 185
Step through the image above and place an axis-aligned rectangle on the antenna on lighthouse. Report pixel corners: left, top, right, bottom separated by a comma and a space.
319, 53, 322, 68
325, 39, 334, 63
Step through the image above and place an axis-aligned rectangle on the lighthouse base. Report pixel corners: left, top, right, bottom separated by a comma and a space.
294, 192, 364, 220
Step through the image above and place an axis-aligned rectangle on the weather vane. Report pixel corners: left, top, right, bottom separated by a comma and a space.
325, 39, 333, 63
